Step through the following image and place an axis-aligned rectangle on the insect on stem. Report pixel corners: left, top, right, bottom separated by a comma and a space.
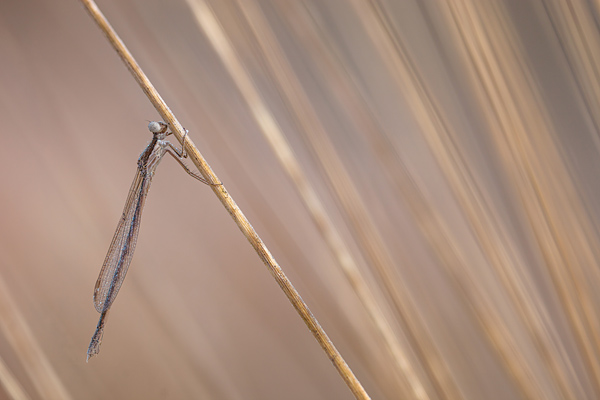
87, 121, 216, 361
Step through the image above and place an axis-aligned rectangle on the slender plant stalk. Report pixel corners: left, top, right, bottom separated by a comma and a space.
195, 0, 427, 398
78, 1, 370, 398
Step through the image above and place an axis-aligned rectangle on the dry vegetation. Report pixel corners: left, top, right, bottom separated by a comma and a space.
0, 0, 599, 399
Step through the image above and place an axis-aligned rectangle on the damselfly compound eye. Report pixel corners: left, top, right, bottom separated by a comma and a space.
148, 121, 167, 133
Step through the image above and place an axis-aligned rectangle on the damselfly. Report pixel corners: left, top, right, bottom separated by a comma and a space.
87, 121, 214, 361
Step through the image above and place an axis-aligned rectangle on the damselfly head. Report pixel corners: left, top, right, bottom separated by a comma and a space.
148, 121, 168, 134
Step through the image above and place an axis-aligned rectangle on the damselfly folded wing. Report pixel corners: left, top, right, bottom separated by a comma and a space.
93, 168, 152, 312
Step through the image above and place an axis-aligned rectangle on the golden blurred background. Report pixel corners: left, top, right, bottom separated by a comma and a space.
1, 0, 600, 399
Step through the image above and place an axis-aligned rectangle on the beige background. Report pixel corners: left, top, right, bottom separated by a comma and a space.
1, 0, 600, 399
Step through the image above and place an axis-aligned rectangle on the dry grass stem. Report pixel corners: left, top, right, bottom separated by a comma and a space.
221, 1, 446, 398
79, 0, 370, 398
189, 0, 432, 397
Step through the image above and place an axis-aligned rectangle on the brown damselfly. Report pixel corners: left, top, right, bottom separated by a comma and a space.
87, 121, 214, 361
